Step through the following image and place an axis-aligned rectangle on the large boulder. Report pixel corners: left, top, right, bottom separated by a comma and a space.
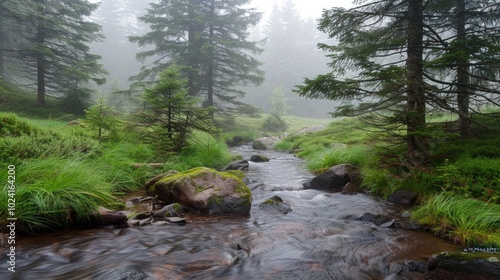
252, 136, 280, 150
226, 135, 247, 146
97, 206, 128, 225
146, 168, 252, 216
387, 190, 418, 205
249, 154, 270, 162
303, 164, 361, 191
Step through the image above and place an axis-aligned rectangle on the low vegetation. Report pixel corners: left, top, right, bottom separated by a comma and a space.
274, 114, 500, 247
1, 80, 499, 247
0, 103, 232, 233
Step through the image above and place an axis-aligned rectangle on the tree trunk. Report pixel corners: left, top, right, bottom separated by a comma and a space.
456, 0, 470, 138
406, 0, 426, 164
0, 10, 4, 79
36, 10, 46, 107
206, 0, 215, 119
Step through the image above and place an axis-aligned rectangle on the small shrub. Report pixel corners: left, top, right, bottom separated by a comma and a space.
261, 115, 287, 132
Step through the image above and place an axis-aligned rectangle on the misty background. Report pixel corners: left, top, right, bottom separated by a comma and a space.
89, 0, 351, 118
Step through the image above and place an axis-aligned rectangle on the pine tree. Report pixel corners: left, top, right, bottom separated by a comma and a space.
4, 0, 106, 110
296, 0, 500, 163
139, 66, 216, 153
130, 0, 264, 118
295, 0, 429, 164
424, 0, 500, 138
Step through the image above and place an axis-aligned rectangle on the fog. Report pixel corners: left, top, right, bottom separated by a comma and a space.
90, 0, 355, 118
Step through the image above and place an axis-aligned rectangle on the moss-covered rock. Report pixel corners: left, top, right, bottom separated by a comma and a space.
260, 195, 292, 214
426, 251, 500, 280
146, 167, 251, 216
250, 154, 270, 162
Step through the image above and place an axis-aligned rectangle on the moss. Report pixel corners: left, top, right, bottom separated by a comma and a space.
235, 183, 252, 206
154, 167, 252, 206
224, 170, 246, 180
208, 194, 224, 205
262, 195, 283, 206
194, 185, 205, 194
172, 203, 183, 213
157, 167, 209, 184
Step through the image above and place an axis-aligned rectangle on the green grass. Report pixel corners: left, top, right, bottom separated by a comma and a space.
270, 111, 500, 248
164, 130, 233, 171
305, 145, 378, 173
225, 114, 331, 135
0, 112, 100, 165
412, 193, 500, 247
0, 80, 70, 119
0, 158, 116, 233
0, 109, 235, 233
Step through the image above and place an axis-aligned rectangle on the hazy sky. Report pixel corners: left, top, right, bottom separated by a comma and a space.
251, 0, 354, 20
89, 0, 355, 21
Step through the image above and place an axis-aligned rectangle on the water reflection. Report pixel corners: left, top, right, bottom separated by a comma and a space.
1, 146, 460, 279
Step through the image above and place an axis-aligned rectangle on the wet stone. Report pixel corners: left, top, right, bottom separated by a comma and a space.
132, 212, 150, 220
139, 218, 152, 227
355, 213, 393, 226
166, 217, 187, 224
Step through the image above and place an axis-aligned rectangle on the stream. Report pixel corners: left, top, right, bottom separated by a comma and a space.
1, 146, 460, 279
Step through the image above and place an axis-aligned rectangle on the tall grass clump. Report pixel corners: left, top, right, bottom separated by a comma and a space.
412, 193, 500, 247
94, 141, 158, 193
164, 130, 232, 171
306, 145, 377, 173
0, 158, 116, 233
361, 168, 397, 197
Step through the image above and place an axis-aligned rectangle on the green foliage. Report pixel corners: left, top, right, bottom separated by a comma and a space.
0, 113, 99, 164
130, 0, 263, 115
432, 158, 500, 203
139, 67, 217, 155
269, 86, 290, 118
59, 88, 93, 115
361, 168, 395, 197
0, 81, 67, 118
0, 158, 116, 233
84, 96, 121, 142
274, 117, 372, 154
2, 0, 106, 106
412, 194, 500, 247
93, 141, 157, 193
261, 115, 287, 132
164, 130, 233, 171
306, 145, 377, 173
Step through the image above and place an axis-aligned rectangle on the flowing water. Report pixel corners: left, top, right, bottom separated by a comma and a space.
1, 146, 460, 279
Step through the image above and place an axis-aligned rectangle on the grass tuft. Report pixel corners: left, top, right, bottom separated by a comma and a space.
412, 193, 500, 247
0, 158, 116, 233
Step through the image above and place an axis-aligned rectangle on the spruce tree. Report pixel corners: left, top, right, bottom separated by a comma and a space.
130, 0, 264, 118
424, 0, 500, 138
295, 0, 429, 164
3, 0, 106, 110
